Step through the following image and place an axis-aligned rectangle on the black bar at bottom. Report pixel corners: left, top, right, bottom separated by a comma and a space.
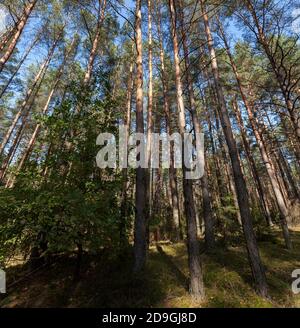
0, 308, 298, 327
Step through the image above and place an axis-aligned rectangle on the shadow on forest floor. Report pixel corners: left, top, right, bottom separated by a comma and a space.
156, 244, 189, 291
0, 249, 168, 308
1, 229, 300, 308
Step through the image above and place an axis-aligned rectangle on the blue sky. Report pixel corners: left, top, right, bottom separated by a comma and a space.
1, 0, 244, 97
0, 6, 7, 34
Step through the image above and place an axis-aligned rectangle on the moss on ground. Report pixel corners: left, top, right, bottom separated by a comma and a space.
1, 229, 300, 308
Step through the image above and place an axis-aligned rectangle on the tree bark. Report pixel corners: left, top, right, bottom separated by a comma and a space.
83, 0, 106, 85
201, 1, 268, 297
145, 0, 154, 248
133, 0, 148, 273
0, 67, 46, 183
0, 35, 59, 157
9, 37, 77, 187
263, 109, 300, 202
178, 0, 215, 250
217, 18, 292, 249
120, 60, 134, 246
232, 99, 273, 226
156, 1, 181, 241
0, 0, 37, 74
169, 0, 205, 301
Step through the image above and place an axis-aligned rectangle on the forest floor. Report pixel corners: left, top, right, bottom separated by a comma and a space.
1, 228, 300, 308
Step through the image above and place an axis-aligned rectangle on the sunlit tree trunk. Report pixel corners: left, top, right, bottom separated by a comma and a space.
83, 0, 106, 85
0, 0, 37, 74
146, 0, 153, 166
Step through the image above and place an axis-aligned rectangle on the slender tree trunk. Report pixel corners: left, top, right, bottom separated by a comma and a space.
157, 2, 181, 241
211, 85, 242, 225
15, 87, 56, 170
9, 37, 77, 186
83, 0, 106, 85
152, 165, 163, 240
200, 86, 225, 213
201, 1, 268, 297
120, 61, 134, 246
133, 0, 148, 273
245, 0, 300, 145
0, 64, 47, 183
232, 99, 273, 226
178, 0, 214, 250
217, 19, 292, 249
0, 36, 59, 157
169, 0, 205, 301
0, 0, 37, 74
1, 122, 26, 183
0, 33, 40, 99
145, 0, 154, 248
63, 1, 106, 181
146, 0, 153, 167
0, 26, 15, 52
263, 109, 300, 201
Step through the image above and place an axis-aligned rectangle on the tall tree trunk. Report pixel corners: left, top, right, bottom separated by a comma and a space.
63, 1, 106, 181
156, 1, 181, 241
200, 86, 225, 214
217, 19, 292, 249
201, 1, 268, 297
178, 0, 214, 250
120, 60, 134, 246
145, 0, 154, 248
232, 99, 273, 226
212, 85, 243, 225
9, 37, 77, 187
263, 109, 300, 201
133, 0, 148, 273
146, 0, 153, 167
83, 0, 106, 85
0, 64, 47, 183
169, 0, 205, 301
0, 0, 37, 74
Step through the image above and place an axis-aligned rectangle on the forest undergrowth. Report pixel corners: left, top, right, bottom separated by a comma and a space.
1, 228, 300, 308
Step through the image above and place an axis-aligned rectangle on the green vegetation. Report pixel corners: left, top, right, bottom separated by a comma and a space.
0, 0, 299, 307
1, 229, 300, 308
